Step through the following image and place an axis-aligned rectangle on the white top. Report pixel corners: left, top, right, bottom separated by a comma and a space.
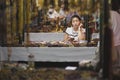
65, 27, 85, 41
110, 11, 120, 46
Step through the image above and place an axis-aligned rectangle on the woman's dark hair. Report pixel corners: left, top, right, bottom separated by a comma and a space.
71, 15, 81, 21
111, 0, 120, 13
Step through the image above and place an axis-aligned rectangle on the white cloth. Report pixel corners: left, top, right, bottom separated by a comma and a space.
110, 11, 120, 46
47, 9, 60, 19
65, 27, 85, 41
113, 45, 120, 66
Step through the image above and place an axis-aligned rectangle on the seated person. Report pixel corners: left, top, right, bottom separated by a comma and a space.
47, 5, 60, 20
64, 15, 86, 43
59, 4, 66, 19
65, 8, 79, 26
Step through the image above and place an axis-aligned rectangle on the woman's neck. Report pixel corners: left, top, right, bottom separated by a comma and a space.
73, 27, 78, 31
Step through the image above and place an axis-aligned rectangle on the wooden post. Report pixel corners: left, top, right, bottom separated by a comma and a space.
11, 0, 17, 44
0, 0, 7, 46
55, 0, 58, 10
43, 0, 49, 8
64, 0, 69, 11
49, 0, 55, 7
101, 0, 112, 80
26, 0, 31, 45
69, 0, 76, 8
6, 0, 12, 45
17, 0, 24, 44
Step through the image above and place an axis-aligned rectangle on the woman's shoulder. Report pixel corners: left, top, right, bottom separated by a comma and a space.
67, 26, 72, 29
110, 10, 120, 16
66, 27, 72, 30
66, 27, 72, 33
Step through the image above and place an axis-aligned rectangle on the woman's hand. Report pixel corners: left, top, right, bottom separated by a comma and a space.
68, 37, 74, 41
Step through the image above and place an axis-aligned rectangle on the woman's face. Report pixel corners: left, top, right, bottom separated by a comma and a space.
72, 17, 80, 29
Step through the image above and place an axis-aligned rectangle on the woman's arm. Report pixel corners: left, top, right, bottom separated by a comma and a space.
78, 28, 86, 40
63, 33, 69, 42
63, 33, 74, 42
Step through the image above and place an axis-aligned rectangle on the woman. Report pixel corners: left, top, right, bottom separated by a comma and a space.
64, 15, 85, 43
110, 0, 120, 68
